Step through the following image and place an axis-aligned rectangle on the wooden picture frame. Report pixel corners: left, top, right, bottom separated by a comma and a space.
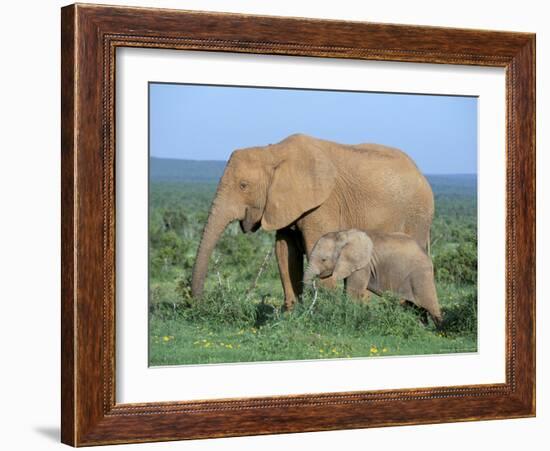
61, 3, 535, 446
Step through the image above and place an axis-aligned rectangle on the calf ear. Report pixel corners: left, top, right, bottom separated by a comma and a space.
333, 230, 373, 280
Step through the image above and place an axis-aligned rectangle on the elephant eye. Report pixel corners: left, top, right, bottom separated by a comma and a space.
239, 181, 248, 191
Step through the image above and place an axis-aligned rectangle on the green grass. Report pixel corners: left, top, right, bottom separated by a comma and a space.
149, 278, 477, 366
148, 170, 478, 366
149, 287, 477, 366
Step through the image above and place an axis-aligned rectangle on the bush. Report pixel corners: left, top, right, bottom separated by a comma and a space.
441, 290, 477, 335
433, 242, 477, 285
182, 284, 259, 328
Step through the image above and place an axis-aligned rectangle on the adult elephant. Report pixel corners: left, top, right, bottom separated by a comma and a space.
191, 134, 434, 309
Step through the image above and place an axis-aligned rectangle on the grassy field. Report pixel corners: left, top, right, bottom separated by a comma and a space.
148, 160, 478, 366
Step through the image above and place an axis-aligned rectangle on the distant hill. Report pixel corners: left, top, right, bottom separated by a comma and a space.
150, 157, 226, 182
426, 173, 477, 187
150, 157, 476, 195
426, 174, 477, 197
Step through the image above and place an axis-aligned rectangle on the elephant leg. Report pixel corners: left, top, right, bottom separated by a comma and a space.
345, 268, 370, 302
275, 228, 304, 310
411, 270, 443, 328
362, 291, 372, 304
319, 276, 337, 290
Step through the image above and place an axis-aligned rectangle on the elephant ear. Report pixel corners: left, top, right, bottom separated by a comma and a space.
332, 230, 374, 280
261, 136, 337, 231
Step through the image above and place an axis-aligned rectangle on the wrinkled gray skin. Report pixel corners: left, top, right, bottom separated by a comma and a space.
305, 229, 443, 326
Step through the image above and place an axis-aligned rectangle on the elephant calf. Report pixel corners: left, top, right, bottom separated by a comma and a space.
304, 229, 443, 326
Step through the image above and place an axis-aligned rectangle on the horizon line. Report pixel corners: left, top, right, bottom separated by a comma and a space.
150, 156, 477, 176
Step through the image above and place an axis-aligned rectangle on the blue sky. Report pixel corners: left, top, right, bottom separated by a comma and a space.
149, 83, 477, 174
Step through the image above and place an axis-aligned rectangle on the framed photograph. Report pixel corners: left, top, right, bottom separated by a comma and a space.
61, 3, 535, 446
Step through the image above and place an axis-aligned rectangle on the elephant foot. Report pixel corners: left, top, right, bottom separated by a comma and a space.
283, 295, 297, 312
359, 291, 371, 304
431, 313, 444, 330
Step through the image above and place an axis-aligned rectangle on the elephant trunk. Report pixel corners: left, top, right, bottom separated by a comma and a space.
191, 191, 239, 298
303, 263, 319, 285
